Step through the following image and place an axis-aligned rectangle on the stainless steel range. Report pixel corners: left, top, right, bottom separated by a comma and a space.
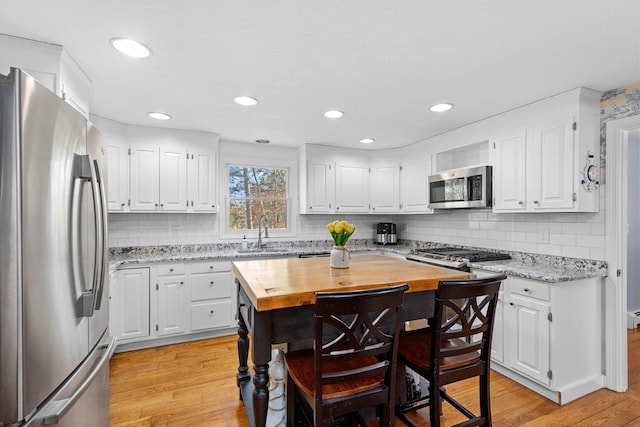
406, 247, 511, 271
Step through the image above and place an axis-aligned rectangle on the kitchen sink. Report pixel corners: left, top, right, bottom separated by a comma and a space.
236, 248, 290, 254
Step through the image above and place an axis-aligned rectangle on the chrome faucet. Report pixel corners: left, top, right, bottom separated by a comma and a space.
257, 214, 269, 248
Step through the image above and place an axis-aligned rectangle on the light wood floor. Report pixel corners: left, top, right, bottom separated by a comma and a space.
110, 328, 640, 426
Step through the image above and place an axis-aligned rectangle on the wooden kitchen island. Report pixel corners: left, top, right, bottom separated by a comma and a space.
232, 254, 469, 427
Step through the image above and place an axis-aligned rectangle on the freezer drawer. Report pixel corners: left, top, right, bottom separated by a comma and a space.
24, 335, 115, 427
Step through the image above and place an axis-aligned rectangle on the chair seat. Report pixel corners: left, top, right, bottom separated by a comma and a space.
285, 349, 385, 400
398, 328, 480, 372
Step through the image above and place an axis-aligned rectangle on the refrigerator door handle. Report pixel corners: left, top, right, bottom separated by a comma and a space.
41, 337, 115, 425
73, 154, 103, 317
92, 159, 108, 311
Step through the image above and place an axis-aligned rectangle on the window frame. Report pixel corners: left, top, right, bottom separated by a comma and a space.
220, 156, 296, 240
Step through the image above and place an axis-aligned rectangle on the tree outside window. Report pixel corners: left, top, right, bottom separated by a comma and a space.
228, 165, 289, 230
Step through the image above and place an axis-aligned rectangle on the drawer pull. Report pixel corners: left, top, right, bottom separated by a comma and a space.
509, 302, 514, 306
210, 310, 214, 314
169, 268, 173, 272
210, 281, 214, 286
523, 288, 530, 292
180, 281, 184, 285
209, 266, 214, 269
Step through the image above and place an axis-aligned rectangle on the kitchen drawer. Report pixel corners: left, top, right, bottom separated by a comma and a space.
191, 271, 233, 301
191, 261, 232, 274
156, 263, 186, 276
191, 300, 232, 331
510, 277, 550, 301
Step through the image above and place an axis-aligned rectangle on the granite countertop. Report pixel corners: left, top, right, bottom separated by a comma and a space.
109, 240, 608, 284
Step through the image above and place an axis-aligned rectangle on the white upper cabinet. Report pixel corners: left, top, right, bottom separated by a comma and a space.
129, 144, 162, 211
370, 150, 401, 214
101, 119, 130, 212
400, 155, 432, 213
0, 34, 91, 116
188, 151, 218, 212
96, 117, 219, 213
158, 146, 188, 211
299, 145, 371, 214
492, 129, 527, 211
299, 145, 335, 214
335, 158, 370, 213
529, 120, 575, 210
370, 163, 400, 213
491, 87, 601, 213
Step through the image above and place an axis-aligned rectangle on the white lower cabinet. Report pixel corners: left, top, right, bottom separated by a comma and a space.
114, 267, 150, 343
473, 270, 604, 405
113, 260, 237, 351
156, 263, 188, 337
506, 292, 551, 385
189, 261, 235, 331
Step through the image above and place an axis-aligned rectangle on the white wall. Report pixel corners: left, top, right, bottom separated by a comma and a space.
628, 129, 640, 310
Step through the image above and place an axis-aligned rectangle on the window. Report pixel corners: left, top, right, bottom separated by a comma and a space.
227, 164, 290, 232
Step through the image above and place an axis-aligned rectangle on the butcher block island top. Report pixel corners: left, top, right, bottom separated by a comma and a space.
232, 253, 470, 311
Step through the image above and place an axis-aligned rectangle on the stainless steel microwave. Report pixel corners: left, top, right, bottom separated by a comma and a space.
428, 165, 492, 209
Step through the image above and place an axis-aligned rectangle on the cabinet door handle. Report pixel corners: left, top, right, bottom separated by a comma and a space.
533, 200, 539, 204
518, 201, 524, 205
210, 310, 214, 314
523, 288, 530, 292
154, 203, 158, 207
336, 206, 340, 210
180, 281, 184, 285
160, 203, 164, 207
209, 266, 214, 269
509, 302, 514, 306
210, 281, 214, 286
120, 203, 125, 207
211, 204, 215, 208
169, 268, 174, 272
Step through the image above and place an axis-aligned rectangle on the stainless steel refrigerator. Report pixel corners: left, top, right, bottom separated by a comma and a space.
0, 68, 113, 426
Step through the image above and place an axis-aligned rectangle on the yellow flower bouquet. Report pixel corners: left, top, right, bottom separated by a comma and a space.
327, 220, 355, 247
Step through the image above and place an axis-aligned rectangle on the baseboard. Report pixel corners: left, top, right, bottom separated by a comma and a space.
114, 327, 238, 352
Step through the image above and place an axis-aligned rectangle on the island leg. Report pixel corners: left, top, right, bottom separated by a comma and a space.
237, 314, 250, 399
251, 310, 272, 427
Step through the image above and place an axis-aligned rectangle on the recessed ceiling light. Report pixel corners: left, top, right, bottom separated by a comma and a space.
148, 112, 171, 120
359, 138, 375, 144
110, 38, 151, 58
256, 139, 270, 144
234, 96, 258, 106
324, 110, 344, 119
430, 103, 453, 112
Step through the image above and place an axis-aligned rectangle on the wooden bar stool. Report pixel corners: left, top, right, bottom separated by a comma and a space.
396, 275, 506, 427
285, 283, 409, 426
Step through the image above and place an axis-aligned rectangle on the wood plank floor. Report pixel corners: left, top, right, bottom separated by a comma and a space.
110, 328, 640, 426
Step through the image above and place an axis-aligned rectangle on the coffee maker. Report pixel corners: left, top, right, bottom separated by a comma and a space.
376, 223, 397, 245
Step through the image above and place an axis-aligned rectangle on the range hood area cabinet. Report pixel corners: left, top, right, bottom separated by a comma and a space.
491, 88, 601, 213
96, 116, 219, 213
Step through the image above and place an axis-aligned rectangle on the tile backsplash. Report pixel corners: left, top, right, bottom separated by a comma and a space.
108, 186, 606, 261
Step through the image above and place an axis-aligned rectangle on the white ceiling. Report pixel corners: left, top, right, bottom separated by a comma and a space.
2, 1, 639, 150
